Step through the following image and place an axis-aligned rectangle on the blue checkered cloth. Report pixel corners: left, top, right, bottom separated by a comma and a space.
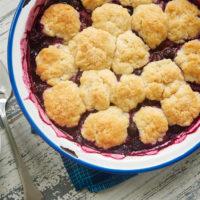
31, 128, 136, 192
60, 154, 136, 192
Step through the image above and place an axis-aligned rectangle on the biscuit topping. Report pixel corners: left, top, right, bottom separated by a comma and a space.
113, 31, 150, 75
132, 4, 167, 49
142, 59, 184, 100
161, 84, 200, 126
81, 0, 110, 10
119, 0, 157, 8
165, 0, 200, 42
69, 27, 116, 71
41, 4, 80, 42
36, 45, 77, 86
29, 0, 200, 155
133, 107, 168, 144
43, 81, 86, 127
175, 40, 200, 84
81, 107, 129, 149
113, 75, 146, 112
92, 3, 131, 36
80, 70, 117, 111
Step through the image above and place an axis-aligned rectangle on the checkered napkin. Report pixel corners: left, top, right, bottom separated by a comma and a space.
2, 97, 136, 192
60, 154, 136, 192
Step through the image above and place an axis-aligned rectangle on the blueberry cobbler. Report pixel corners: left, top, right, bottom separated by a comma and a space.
24, 0, 200, 156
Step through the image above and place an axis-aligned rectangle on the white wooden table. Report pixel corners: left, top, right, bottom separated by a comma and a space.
1, 1, 200, 199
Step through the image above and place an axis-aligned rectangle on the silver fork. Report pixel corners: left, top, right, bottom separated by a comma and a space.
0, 60, 43, 200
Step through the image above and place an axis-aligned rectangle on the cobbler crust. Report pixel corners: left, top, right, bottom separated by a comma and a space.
40, 4, 80, 42
175, 40, 200, 83
36, 45, 77, 86
113, 74, 146, 112
141, 59, 184, 101
69, 27, 116, 71
43, 81, 86, 127
161, 84, 200, 126
112, 31, 150, 75
92, 3, 131, 36
80, 70, 117, 111
163, 80, 186, 99
165, 0, 200, 42
97, 69, 117, 103
132, 4, 167, 49
30, 0, 200, 151
81, 106, 129, 149
81, 0, 110, 10
133, 107, 168, 145
119, 0, 157, 8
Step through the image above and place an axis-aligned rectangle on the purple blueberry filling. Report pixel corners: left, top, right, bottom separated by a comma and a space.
149, 40, 180, 62
25, 0, 200, 156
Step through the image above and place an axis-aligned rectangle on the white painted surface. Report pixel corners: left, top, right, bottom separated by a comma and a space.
1, 0, 200, 199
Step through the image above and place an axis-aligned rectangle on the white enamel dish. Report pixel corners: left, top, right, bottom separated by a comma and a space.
7, 0, 200, 174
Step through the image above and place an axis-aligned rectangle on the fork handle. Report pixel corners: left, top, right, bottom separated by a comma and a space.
0, 102, 43, 200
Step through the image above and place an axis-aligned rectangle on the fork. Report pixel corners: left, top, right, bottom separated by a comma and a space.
0, 60, 43, 200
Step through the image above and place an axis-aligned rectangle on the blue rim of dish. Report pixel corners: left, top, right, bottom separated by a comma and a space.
7, 0, 200, 174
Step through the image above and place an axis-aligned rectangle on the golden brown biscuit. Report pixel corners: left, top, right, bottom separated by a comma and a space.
165, 0, 200, 42
81, 0, 110, 10
97, 69, 117, 103
141, 59, 184, 100
161, 84, 200, 126
113, 75, 146, 112
133, 107, 168, 144
69, 27, 116, 71
43, 81, 86, 127
175, 40, 200, 83
92, 3, 131, 36
112, 31, 150, 74
36, 45, 77, 86
41, 4, 80, 42
132, 4, 167, 49
80, 70, 117, 111
81, 107, 129, 149
119, 0, 157, 8
163, 80, 186, 99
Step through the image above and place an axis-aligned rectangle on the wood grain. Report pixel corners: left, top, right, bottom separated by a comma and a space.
0, 0, 200, 199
